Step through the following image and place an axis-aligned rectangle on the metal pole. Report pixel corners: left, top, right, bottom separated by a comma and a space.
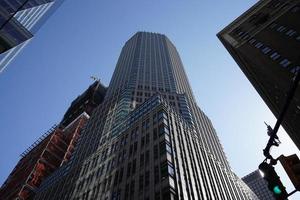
287, 189, 298, 197
263, 70, 300, 161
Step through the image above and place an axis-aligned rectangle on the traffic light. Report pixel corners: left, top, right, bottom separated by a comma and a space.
279, 154, 300, 191
259, 162, 288, 200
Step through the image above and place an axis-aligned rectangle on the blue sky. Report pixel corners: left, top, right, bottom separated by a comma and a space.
0, 0, 299, 198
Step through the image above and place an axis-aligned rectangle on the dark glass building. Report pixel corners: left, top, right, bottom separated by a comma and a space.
242, 170, 276, 200
0, 0, 65, 73
35, 32, 258, 200
217, 0, 300, 149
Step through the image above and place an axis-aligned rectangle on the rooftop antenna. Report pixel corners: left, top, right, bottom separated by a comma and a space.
90, 76, 99, 82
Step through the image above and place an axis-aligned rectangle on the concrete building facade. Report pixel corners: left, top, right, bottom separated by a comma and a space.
218, 0, 300, 149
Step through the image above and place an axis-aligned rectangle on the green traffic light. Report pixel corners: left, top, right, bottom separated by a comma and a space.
273, 186, 282, 194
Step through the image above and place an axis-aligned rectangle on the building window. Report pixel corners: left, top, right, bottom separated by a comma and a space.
130, 180, 135, 198
291, 6, 300, 13
132, 159, 136, 174
106, 176, 112, 191
125, 184, 129, 200
269, 23, 277, 29
261, 46, 271, 54
153, 114, 157, 124
169, 95, 175, 100
140, 153, 144, 168
122, 149, 127, 160
114, 170, 119, 186
242, 34, 249, 40
154, 165, 159, 183
141, 136, 145, 149
160, 161, 175, 180
145, 150, 150, 164
127, 162, 131, 178
111, 158, 115, 171
106, 160, 111, 173
286, 29, 297, 37
153, 128, 158, 140
145, 171, 150, 187
119, 167, 123, 183
255, 42, 263, 49
133, 142, 138, 154
291, 66, 300, 74
280, 59, 291, 68
237, 31, 244, 37
111, 190, 121, 200
155, 191, 160, 200
166, 142, 172, 155
267, 1, 284, 8
158, 124, 169, 136
129, 144, 133, 157
249, 38, 256, 44
270, 52, 281, 60
159, 141, 172, 156
139, 175, 144, 192
277, 26, 286, 32
162, 190, 177, 200
154, 145, 158, 160
146, 133, 150, 145
157, 110, 167, 121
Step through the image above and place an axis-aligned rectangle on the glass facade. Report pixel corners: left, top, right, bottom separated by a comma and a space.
0, 0, 64, 73
34, 32, 258, 200
242, 170, 276, 200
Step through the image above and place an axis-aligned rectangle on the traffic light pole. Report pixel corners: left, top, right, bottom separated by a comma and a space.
288, 189, 297, 197
263, 70, 300, 162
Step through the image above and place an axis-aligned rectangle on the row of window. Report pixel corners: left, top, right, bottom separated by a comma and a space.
269, 22, 300, 40
170, 109, 251, 199
249, 38, 300, 74
250, 39, 285, 64
133, 91, 178, 101
77, 103, 249, 200
76, 111, 171, 190
136, 84, 171, 92
76, 135, 174, 200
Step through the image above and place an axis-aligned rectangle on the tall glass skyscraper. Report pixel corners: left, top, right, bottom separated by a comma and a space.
35, 32, 258, 200
0, 0, 64, 73
242, 170, 276, 200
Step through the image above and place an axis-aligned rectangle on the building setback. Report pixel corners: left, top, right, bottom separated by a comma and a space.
0, 0, 65, 73
242, 170, 276, 200
0, 81, 106, 200
217, 0, 300, 149
35, 32, 258, 200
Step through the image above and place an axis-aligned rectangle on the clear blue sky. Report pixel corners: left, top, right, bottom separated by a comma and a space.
0, 0, 299, 198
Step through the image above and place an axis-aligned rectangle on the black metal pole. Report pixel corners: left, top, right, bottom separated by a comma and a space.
287, 189, 298, 197
263, 70, 300, 161
0, 0, 31, 31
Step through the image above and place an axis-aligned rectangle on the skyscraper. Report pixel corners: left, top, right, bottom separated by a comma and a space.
0, 81, 106, 200
242, 170, 276, 200
35, 32, 257, 200
217, 0, 300, 149
0, 0, 65, 73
